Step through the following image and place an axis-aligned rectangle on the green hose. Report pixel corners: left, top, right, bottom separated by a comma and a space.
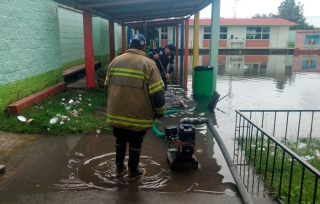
153, 109, 184, 137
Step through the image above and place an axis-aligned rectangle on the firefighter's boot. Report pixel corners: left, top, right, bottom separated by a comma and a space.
115, 145, 127, 177
128, 148, 146, 180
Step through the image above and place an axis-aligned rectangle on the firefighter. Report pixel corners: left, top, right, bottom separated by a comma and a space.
149, 44, 176, 90
105, 34, 166, 181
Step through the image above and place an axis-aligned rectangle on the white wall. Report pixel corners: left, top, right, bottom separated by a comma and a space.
167, 27, 174, 44
277, 26, 290, 48
269, 26, 279, 48
160, 24, 290, 49
227, 26, 246, 40
161, 26, 193, 48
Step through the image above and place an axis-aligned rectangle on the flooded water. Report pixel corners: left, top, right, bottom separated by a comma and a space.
53, 54, 320, 200
208, 55, 320, 144
170, 54, 320, 197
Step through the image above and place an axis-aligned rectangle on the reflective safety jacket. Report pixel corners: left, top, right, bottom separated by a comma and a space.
105, 49, 166, 131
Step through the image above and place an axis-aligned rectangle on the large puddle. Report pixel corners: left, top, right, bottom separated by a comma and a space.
53, 124, 237, 196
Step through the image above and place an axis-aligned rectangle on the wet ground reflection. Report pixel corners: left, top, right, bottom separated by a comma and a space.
54, 126, 237, 195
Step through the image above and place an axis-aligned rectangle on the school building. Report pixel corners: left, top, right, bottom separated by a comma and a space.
159, 18, 296, 49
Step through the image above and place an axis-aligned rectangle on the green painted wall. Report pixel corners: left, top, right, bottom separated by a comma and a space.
58, 6, 85, 70
114, 22, 123, 55
92, 18, 126, 66
0, 0, 63, 113
92, 17, 111, 67
92, 17, 101, 57
0, 1, 125, 113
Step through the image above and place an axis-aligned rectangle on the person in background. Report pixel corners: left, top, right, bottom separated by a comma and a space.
105, 34, 166, 181
149, 44, 176, 90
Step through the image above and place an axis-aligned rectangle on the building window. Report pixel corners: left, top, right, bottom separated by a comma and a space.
246, 27, 270, 39
161, 27, 168, 40
203, 27, 211, 39
203, 26, 228, 39
220, 27, 228, 39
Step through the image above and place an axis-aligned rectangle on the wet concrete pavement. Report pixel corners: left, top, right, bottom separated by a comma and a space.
0, 77, 280, 203
0, 129, 243, 204
0, 122, 278, 203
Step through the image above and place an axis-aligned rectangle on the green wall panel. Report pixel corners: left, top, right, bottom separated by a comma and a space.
0, 0, 62, 86
92, 17, 101, 57
0, 1, 125, 114
100, 18, 110, 56
58, 6, 85, 68
0, 0, 63, 114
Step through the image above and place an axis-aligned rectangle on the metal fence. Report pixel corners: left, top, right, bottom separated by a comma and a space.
234, 110, 320, 204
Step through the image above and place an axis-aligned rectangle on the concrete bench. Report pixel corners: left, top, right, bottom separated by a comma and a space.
6, 82, 67, 115
62, 61, 101, 77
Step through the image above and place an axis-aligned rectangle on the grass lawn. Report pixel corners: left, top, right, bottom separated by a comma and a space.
237, 136, 320, 204
0, 89, 109, 135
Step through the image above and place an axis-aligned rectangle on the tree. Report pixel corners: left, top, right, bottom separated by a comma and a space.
252, 0, 315, 30
278, 0, 312, 30
252, 13, 276, 18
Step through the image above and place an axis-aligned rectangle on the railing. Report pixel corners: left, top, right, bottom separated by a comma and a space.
234, 110, 320, 204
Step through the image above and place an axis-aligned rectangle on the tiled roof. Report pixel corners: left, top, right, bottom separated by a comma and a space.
189, 18, 297, 26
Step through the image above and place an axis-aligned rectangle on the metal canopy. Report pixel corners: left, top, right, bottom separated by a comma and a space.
124, 18, 188, 29
64, 0, 212, 27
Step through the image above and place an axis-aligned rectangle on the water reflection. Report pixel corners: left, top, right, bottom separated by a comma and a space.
191, 54, 320, 75
172, 54, 320, 199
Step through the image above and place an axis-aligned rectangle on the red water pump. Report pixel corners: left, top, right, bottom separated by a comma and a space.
165, 124, 198, 170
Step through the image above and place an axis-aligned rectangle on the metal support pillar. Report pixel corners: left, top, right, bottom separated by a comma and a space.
144, 22, 147, 39
122, 25, 126, 54
127, 27, 131, 47
83, 12, 95, 88
175, 25, 179, 83
173, 26, 176, 45
209, 0, 221, 92
193, 12, 200, 87
183, 19, 189, 91
179, 22, 184, 88
109, 20, 115, 61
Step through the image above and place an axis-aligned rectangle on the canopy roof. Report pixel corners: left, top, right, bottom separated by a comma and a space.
54, 0, 212, 28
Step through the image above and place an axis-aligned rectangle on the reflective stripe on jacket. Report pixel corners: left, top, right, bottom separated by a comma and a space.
105, 49, 165, 131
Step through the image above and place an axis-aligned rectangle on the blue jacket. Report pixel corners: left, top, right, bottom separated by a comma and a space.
149, 47, 174, 76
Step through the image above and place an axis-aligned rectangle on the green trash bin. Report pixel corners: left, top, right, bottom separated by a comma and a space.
193, 66, 214, 96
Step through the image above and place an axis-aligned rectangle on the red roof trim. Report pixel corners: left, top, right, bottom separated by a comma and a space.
189, 18, 297, 26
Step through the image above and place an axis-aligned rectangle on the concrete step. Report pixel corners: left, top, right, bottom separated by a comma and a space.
6, 82, 66, 115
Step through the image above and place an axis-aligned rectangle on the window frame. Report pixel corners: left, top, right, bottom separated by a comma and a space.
246, 26, 270, 40
203, 26, 228, 40
161, 27, 168, 40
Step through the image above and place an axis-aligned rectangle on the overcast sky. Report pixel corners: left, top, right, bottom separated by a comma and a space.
199, 0, 320, 27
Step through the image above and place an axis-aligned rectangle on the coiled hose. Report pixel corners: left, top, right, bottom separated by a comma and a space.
152, 109, 184, 137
